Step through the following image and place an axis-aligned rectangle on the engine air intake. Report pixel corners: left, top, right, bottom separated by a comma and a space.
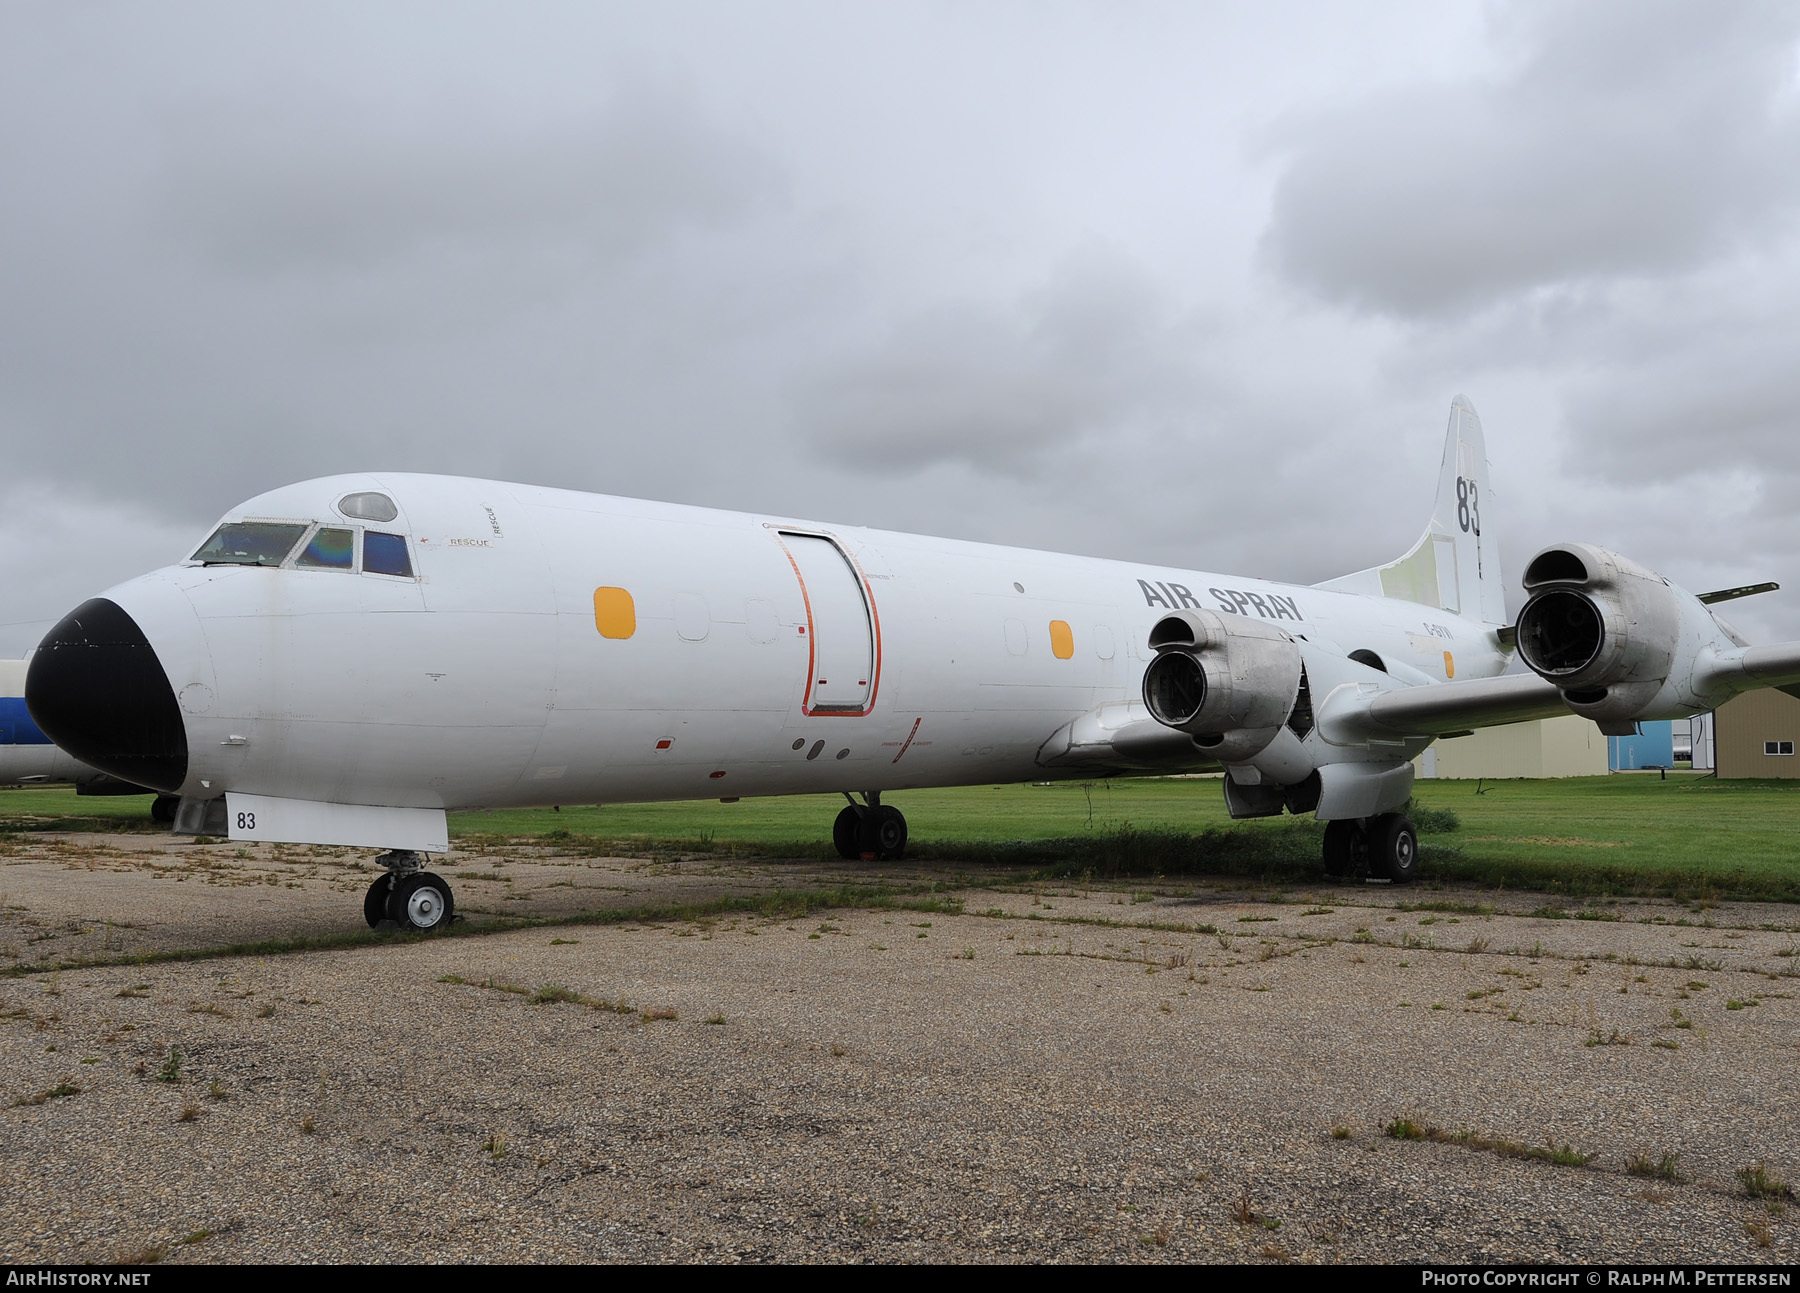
1523, 548, 1590, 588
1516, 588, 1605, 676
1143, 651, 1207, 727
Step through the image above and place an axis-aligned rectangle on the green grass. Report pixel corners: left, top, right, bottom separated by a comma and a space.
0, 786, 164, 831
450, 779, 1236, 849
447, 774, 1800, 898
8, 771, 1800, 900
1409, 774, 1800, 899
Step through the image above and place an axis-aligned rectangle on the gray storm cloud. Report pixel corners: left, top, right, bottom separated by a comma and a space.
4, 0, 1800, 654
790, 246, 1210, 475
151, 83, 777, 275
1263, 1, 1800, 316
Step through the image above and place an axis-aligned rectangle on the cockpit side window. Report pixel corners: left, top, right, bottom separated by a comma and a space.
193, 522, 309, 567
363, 531, 414, 578
296, 527, 355, 570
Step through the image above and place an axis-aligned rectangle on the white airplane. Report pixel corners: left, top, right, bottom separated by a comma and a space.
23, 398, 1800, 932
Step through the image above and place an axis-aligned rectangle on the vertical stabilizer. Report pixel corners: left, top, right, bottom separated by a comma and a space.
1316, 396, 1508, 626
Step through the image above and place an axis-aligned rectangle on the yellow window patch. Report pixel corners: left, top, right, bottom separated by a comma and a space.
594, 587, 636, 639
1443, 650, 1455, 678
1049, 620, 1074, 660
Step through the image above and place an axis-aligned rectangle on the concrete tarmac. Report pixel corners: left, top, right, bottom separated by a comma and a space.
2, 832, 1797, 1263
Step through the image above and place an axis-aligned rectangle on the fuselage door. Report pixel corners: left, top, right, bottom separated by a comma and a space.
781, 533, 877, 714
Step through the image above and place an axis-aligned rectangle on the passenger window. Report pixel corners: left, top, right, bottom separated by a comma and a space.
192, 522, 309, 567
364, 531, 414, 578
296, 527, 354, 570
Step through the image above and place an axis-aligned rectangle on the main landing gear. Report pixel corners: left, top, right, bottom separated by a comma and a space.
363, 850, 456, 933
1322, 813, 1419, 884
833, 792, 908, 862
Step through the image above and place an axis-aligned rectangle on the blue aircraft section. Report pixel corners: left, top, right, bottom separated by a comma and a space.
1608, 721, 1674, 771
0, 696, 51, 746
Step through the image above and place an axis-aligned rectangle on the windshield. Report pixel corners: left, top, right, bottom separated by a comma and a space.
297, 527, 354, 570
192, 522, 309, 567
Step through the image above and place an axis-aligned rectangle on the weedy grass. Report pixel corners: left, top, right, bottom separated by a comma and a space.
1738, 1162, 1794, 1199
1626, 1152, 1687, 1183
11, 1081, 79, 1107
3, 884, 966, 979
1386, 1117, 1595, 1167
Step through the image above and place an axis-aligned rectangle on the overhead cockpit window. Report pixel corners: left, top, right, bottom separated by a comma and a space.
338, 492, 399, 523
297, 527, 355, 570
192, 522, 308, 567
363, 531, 414, 578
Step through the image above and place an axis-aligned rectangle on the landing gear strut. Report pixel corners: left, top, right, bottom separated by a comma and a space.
363, 851, 456, 932
1322, 813, 1417, 884
833, 793, 908, 862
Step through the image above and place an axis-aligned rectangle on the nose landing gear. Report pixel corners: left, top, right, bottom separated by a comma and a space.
363, 851, 456, 932
1322, 813, 1417, 883
833, 793, 908, 861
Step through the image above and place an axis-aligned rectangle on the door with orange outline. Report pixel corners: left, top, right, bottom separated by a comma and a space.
782, 533, 876, 713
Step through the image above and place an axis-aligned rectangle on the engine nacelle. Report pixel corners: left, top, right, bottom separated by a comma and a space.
1141, 610, 1303, 762
1514, 542, 1721, 725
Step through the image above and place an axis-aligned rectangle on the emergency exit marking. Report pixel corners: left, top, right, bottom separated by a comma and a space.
1049, 620, 1074, 660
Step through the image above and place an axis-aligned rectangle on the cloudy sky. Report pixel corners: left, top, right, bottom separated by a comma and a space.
3, 0, 1799, 653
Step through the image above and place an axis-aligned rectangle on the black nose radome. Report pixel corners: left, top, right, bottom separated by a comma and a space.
26, 598, 188, 794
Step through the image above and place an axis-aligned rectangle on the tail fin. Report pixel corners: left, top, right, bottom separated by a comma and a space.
1315, 395, 1507, 625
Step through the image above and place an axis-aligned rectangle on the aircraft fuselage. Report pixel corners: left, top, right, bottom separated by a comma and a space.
80, 473, 1507, 813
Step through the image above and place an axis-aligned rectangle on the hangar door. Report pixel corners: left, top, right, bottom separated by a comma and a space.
784, 534, 875, 713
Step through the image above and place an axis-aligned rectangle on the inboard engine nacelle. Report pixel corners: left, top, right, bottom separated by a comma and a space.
1140, 610, 1302, 761
1514, 543, 1733, 726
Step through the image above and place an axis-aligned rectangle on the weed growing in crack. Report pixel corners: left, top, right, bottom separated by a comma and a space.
1738, 1163, 1793, 1200
1626, 1152, 1686, 1183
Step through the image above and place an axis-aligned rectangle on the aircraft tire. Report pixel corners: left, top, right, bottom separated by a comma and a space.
863, 806, 907, 861
388, 872, 454, 933
1321, 819, 1365, 879
832, 806, 863, 860
363, 874, 393, 928
1367, 813, 1419, 884
150, 795, 179, 825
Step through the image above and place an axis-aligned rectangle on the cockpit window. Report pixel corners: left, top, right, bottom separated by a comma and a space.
296, 527, 355, 570
338, 492, 399, 522
363, 531, 414, 578
192, 522, 308, 567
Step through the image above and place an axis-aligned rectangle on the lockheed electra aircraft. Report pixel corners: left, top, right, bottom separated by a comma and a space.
25, 398, 1800, 933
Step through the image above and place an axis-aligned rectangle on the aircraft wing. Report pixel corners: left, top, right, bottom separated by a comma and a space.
1320, 673, 1571, 744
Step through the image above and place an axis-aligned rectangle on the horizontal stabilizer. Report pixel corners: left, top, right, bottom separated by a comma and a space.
1697, 582, 1779, 605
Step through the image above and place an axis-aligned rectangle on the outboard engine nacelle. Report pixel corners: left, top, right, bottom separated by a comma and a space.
1141, 610, 1303, 762
1515, 543, 1687, 726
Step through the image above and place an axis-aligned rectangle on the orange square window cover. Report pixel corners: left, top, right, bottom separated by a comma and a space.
593, 586, 636, 639
1049, 620, 1074, 659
